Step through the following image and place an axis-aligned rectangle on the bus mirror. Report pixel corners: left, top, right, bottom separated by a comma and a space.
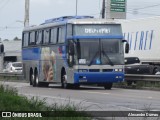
125, 42, 129, 54
122, 40, 129, 54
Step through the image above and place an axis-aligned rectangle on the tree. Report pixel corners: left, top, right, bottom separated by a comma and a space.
13, 37, 21, 41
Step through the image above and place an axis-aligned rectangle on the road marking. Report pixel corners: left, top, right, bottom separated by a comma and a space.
80, 91, 157, 101
80, 91, 110, 95
148, 97, 153, 99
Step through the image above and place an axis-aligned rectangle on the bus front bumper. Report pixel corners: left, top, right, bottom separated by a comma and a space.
74, 72, 124, 84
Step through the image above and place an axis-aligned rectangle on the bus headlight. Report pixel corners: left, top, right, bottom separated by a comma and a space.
78, 69, 88, 72
114, 69, 123, 72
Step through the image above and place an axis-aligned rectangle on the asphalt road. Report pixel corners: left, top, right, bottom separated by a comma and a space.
1, 81, 160, 120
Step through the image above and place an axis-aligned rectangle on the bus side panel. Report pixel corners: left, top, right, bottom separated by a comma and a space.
40, 46, 57, 82
22, 48, 41, 82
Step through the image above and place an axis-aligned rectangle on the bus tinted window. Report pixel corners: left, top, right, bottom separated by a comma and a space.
23, 32, 29, 47
58, 26, 65, 43
43, 29, 50, 44
67, 24, 72, 37
29, 31, 35, 45
36, 30, 43, 45
50, 28, 57, 44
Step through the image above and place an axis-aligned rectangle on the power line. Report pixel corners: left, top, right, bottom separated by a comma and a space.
0, 27, 23, 29
0, 0, 11, 11
132, 3, 160, 10
127, 11, 160, 16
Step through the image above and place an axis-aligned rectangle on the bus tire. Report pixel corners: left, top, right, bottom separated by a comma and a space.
33, 70, 40, 87
104, 83, 113, 90
61, 71, 69, 89
29, 70, 34, 86
32, 74, 37, 87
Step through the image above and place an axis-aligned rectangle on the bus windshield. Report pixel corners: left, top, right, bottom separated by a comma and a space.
75, 39, 124, 65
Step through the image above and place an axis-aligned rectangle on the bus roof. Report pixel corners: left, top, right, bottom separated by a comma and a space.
23, 16, 120, 32
43, 16, 94, 24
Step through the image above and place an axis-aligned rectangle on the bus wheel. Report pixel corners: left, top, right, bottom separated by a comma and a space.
30, 72, 36, 87
33, 72, 39, 87
29, 71, 33, 86
104, 83, 113, 90
61, 71, 69, 89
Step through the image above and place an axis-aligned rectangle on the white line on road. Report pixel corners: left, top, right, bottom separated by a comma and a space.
80, 91, 110, 95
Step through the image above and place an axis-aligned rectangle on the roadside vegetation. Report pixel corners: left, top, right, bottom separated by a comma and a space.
114, 81, 160, 90
0, 85, 90, 120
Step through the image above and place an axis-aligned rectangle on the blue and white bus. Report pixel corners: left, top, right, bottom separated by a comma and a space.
22, 16, 129, 89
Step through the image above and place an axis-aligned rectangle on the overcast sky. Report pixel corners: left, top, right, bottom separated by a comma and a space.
0, 0, 160, 40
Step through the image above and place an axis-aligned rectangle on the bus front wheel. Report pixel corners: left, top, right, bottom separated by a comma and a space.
61, 71, 69, 89
104, 83, 113, 90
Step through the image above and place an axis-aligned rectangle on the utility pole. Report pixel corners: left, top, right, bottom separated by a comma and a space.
102, 0, 105, 18
101, 0, 110, 19
24, 0, 30, 27
76, 0, 78, 16
105, 0, 111, 19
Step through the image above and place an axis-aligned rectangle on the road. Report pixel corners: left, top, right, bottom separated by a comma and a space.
1, 81, 160, 120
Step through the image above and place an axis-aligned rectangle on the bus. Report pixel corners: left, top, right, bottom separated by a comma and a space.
22, 16, 129, 89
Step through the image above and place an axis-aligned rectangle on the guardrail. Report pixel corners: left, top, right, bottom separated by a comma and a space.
0, 72, 160, 82
125, 74, 160, 82
0, 72, 24, 80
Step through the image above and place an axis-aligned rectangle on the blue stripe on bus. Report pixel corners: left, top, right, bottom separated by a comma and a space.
67, 35, 123, 39
74, 72, 124, 84
22, 48, 41, 60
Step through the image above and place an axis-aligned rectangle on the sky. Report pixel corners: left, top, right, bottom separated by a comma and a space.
0, 0, 160, 40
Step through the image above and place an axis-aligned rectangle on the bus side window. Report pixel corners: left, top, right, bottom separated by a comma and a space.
36, 30, 43, 45
23, 32, 29, 47
50, 28, 58, 44
58, 26, 65, 43
43, 29, 50, 44
29, 31, 36, 45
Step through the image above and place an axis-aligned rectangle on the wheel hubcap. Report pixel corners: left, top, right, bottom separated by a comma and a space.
36, 76, 39, 85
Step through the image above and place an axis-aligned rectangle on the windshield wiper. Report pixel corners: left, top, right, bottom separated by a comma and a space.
102, 50, 114, 66
88, 51, 99, 66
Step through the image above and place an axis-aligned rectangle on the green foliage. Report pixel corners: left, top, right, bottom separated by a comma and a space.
0, 85, 90, 120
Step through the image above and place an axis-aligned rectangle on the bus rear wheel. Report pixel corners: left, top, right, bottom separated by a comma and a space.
104, 83, 113, 90
33, 71, 40, 87
30, 71, 34, 86
33, 72, 49, 87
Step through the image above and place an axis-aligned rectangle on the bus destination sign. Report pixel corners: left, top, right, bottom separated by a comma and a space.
73, 24, 122, 36
85, 28, 111, 34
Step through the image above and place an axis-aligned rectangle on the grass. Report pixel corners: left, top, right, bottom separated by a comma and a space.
0, 85, 90, 120
114, 81, 160, 90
